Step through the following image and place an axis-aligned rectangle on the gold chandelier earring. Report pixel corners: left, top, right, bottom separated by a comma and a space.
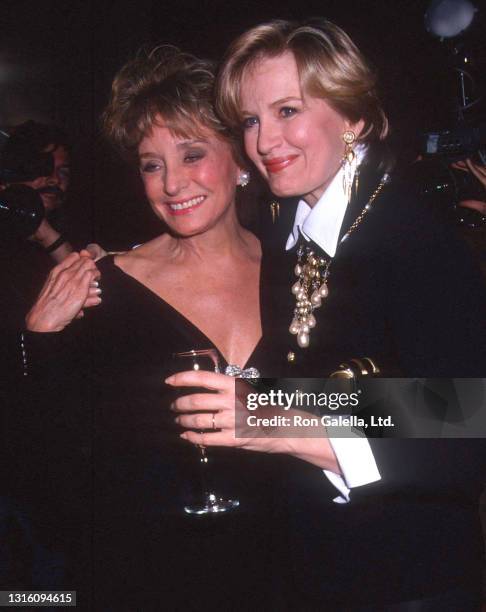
342, 130, 356, 204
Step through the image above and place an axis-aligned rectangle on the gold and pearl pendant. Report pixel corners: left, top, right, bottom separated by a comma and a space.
289, 246, 330, 348
287, 173, 390, 349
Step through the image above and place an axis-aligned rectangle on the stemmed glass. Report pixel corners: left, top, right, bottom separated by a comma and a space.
171, 348, 240, 515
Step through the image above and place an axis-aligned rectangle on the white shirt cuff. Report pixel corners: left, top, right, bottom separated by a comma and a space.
324, 437, 381, 503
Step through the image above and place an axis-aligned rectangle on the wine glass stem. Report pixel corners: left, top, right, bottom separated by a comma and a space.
198, 445, 211, 500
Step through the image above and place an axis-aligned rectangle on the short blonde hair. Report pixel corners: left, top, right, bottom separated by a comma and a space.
216, 19, 388, 144
103, 45, 242, 161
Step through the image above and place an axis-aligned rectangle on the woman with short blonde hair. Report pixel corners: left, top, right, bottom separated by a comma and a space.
216, 19, 388, 145
174, 18, 486, 612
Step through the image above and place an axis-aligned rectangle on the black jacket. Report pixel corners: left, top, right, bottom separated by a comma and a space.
258, 158, 486, 606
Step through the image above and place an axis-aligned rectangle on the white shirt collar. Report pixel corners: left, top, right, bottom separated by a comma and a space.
285, 145, 366, 257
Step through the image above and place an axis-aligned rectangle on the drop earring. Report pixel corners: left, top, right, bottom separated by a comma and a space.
342, 130, 356, 203
270, 200, 280, 224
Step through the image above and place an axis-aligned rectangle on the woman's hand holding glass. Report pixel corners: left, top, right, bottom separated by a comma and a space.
167, 369, 255, 447
169, 350, 242, 514
167, 369, 283, 456
166, 369, 341, 473
26, 250, 102, 332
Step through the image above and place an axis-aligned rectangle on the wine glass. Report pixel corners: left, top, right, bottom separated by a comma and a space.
171, 348, 240, 515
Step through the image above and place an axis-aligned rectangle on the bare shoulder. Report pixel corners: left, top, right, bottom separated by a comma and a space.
114, 234, 173, 275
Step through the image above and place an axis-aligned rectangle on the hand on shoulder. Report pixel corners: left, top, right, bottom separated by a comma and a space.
26, 250, 102, 332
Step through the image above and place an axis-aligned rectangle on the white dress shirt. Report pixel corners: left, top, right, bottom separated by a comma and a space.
286, 149, 381, 502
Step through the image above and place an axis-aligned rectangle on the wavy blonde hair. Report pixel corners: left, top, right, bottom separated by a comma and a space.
216, 19, 388, 144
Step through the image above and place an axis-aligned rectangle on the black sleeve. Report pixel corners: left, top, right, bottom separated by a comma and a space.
385, 190, 486, 377
2, 322, 93, 521
359, 438, 486, 502
357, 191, 486, 498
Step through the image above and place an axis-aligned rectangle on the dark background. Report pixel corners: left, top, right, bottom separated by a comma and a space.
1, 0, 485, 247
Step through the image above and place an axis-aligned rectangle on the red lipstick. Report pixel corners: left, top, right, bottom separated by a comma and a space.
263, 155, 298, 174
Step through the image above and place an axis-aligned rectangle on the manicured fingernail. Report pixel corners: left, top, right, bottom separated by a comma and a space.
165, 376, 175, 384
94, 288, 102, 295
180, 433, 188, 440
174, 417, 180, 424
90, 281, 99, 288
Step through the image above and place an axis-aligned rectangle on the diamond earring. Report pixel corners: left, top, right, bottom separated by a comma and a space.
238, 171, 250, 188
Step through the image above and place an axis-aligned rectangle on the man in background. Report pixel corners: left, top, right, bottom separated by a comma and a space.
0, 122, 103, 591
1, 120, 75, 262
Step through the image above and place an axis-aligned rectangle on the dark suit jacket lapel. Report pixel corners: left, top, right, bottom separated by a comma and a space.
338, 156, 386, 243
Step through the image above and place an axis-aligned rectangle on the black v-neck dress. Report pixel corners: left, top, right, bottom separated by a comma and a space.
13, 255, 286, 611
87, 256, 284, 609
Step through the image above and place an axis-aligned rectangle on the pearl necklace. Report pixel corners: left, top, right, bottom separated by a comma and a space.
289, 174, 390, 348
